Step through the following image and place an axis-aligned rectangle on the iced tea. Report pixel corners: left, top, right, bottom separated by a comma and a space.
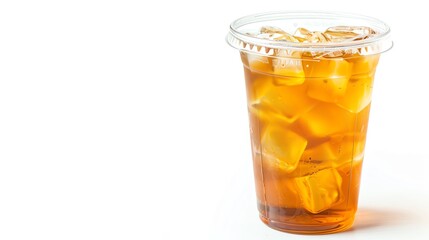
227, 12, 392, 234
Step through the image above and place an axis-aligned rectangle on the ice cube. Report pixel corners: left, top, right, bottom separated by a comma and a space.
271, 55, 306, 86
297, 130, 368, 171
261, 125, 308, 173
297, 103, 355, 138
337, 74, 375, 113
241, 52, 272, 73
304, 58, 353, 103
293, 27, 311, 41
292, 131, 368, 178
242, 51, 305, 89
301, 141, 339, 162
275, 34, 300, 42
324, 26, 376, 42
244, 69, 273, 103
249, 102, 295, 126
328, 133, 367, 167
324, 105, 371, 166
259, 26, 300, 42
308, 31, 329, 43
261, 26, 286, 34
291, 142, 336, 177
347, 55, 380, 76
259, 84, 316, 123
294, 168, 342, 213
293, 28, 330, 43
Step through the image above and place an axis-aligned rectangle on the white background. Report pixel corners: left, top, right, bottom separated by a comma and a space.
0, 0, 428, 239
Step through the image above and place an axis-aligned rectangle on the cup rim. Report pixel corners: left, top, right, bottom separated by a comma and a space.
227, 11, 393, 54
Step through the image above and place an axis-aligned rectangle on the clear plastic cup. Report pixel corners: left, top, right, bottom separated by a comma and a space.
226, 12, 392, 234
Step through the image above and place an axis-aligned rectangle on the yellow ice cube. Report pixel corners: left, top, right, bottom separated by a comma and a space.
347, 54, 379, 76
244, 69, 273, 103
304, 58, 352, 102
292, 141, 338, 177
337, 75, 375, 113
294, 168, 342, 213
261, 125, 308, 173
298, 103, 355, 138
295, 132, 368, 178
259, 84, 316, 123
249, 102, 295, 125
241, 52, 272, 73
329, 133, 367, 166
301, 141, 339, 162
271, 56, 306, 86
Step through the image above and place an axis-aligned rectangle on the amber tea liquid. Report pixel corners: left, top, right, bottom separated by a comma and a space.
243, 52, 379, 234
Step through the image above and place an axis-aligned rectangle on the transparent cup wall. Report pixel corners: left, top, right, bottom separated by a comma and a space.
227, 12, 392, 234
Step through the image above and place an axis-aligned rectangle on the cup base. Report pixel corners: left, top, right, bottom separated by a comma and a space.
260, 213, 355, 234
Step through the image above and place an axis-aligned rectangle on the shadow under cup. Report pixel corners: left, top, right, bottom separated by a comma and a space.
227, 12, 392, 234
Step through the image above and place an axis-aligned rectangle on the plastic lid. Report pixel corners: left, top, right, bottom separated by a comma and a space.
226, 11, 393, 56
